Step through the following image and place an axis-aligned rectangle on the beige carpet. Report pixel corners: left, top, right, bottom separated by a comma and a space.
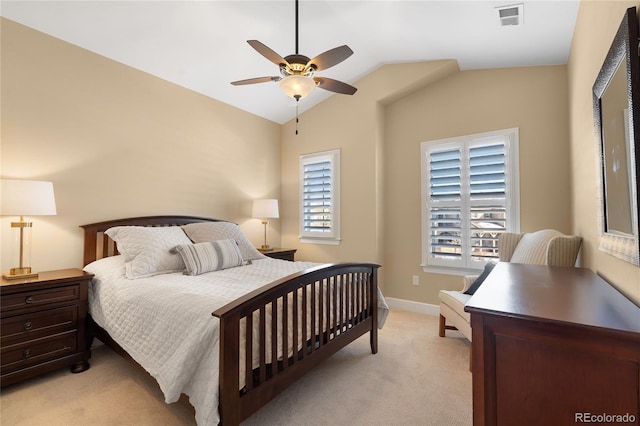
0, 310, 472, 425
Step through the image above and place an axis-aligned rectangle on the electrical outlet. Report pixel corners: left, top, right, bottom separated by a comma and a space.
412, 275, 420, 286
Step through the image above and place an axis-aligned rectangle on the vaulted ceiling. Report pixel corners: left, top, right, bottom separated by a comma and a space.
1, 1, 580, 124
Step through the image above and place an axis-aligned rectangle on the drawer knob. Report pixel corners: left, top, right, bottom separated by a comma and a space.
24, 321, 33, 330
25, 296, 34, 304
22, 349, 31, 358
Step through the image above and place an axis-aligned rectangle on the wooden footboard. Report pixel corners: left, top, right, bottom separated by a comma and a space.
213, 262, 380, 426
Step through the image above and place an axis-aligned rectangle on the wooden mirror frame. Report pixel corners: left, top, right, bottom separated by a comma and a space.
593, 6, 640, 266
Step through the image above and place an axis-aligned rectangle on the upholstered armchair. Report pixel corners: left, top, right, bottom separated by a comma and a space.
438, 229, 583, 342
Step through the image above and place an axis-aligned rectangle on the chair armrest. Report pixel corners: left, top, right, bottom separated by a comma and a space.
461, 275, 478, 293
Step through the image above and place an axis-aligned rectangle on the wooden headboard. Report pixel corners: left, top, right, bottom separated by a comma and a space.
80, 215, 228, 266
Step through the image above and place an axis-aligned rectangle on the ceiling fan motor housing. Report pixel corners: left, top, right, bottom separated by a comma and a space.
281, 54, 316, 76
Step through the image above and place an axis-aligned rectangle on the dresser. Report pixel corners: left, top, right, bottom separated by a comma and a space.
465, 263, 640, 425
1, 268, 93, 387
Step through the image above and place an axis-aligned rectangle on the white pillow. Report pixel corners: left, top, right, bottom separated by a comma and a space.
181, 222, 265, 260
105, 226, 192, 279
173, 239, 244, 275
83, 254, 125, 279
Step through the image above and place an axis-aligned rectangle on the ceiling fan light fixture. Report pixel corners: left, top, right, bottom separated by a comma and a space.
279, 75, 316, 99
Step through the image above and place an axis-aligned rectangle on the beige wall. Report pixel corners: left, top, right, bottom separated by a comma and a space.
282, 61, 571, 304
568, 0, 640, 302
280, 60, 460, 294
0, 19, 282, 273
384, 66, 571, 303
281, 63, 571, 303
280, 60, 459, 268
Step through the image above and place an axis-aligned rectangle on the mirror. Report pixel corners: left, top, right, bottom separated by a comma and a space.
593, 6, 640, 266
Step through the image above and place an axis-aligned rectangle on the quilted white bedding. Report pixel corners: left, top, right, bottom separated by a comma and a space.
85, 255, 387, 425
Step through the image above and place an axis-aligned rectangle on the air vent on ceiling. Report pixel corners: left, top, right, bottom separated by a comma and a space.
496, 4, 524, 26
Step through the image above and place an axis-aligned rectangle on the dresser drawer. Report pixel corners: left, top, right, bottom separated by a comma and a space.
1, 331, 77, 373
1, 285, 79, 312
1, 306, 78, 343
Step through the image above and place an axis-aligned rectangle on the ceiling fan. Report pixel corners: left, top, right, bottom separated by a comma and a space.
231, 0, 357, 101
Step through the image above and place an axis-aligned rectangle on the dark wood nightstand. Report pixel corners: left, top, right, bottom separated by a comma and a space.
260, 248, 297, 262
1, 268, 93, 387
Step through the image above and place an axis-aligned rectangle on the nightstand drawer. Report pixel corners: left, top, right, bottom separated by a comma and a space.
1, 285, 79, 312
1, 331, 77, 373
1, 306, 78, 342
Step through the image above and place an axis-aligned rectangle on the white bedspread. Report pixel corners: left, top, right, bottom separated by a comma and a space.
85, 256, 387, 425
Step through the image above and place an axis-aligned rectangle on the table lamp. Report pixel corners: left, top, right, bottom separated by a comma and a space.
1, 179, 57, 280
252, 199, 279, 251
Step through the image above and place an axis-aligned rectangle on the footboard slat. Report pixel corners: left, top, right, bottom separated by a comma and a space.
258, 307, 266, 384
244, 313, 253, 392
213, 263, 380, 426
292, 288, 299, 366
310, 280, 316, 354
301, 285, 307, 360
270, 299, 277, 379
318, 278, 325, 347
282, 294, 289, 370
331, 276, 342, 336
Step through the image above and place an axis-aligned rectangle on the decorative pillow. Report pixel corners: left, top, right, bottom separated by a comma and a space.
104, 226, 192, 279
464, 261, 497, 295
181, 222, 265, 260
172, 239, 244, 275
509, 229, 561, 265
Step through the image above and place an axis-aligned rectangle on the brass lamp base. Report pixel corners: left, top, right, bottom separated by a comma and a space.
259, 245, 274, 252
3, 267, 38, 280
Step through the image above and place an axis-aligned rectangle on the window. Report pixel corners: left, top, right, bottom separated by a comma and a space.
299, 149, 341, 245
421, 128, 520, 275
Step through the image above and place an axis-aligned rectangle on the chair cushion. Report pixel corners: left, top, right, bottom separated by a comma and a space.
439, 290, 472, 321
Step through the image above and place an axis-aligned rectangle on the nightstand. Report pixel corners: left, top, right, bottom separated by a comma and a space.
260, 248, 297, 262
1, 268, 93, 387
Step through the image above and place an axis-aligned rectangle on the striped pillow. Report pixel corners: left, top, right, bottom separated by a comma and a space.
173, 239, 244, 275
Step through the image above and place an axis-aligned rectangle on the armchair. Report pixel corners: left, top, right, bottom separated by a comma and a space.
438, 229, 582, 341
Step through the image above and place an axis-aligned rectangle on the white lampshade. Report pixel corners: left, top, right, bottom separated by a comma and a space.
279, 75, 316, 99
252, 199, 279, 219
1, 179, 57, 216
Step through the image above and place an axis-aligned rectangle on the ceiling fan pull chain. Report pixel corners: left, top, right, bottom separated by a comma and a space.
295, 94, 300, 135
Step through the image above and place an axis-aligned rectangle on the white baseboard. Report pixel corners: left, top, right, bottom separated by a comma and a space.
385, 297, 439, 316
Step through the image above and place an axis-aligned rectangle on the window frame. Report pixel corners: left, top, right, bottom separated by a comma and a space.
299, 149, 341, 245
420, 128, 520, 276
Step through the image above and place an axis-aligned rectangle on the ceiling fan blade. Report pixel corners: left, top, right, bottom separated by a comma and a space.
231, 76, 280, 86
308, 45, 353, 71
314, 77, 357, 95
247, 40, 288, 66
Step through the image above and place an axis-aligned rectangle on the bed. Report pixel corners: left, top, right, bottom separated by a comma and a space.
80, 215, 384, 425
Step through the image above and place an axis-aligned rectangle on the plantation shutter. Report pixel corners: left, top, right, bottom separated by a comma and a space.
429, 147, 463, 262
468, 140, 507, 261
423, 129, 517, 272
299, 149, 340, 243
303, 159, 333, 233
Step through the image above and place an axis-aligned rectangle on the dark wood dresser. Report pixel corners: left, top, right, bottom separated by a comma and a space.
465, 263, 640, 425
1, 268, 93, 387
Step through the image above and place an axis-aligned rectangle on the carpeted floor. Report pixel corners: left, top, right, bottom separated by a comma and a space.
0, 310, 472, 425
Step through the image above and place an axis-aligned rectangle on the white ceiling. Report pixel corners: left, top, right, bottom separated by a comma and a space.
1, 1, 580, 124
